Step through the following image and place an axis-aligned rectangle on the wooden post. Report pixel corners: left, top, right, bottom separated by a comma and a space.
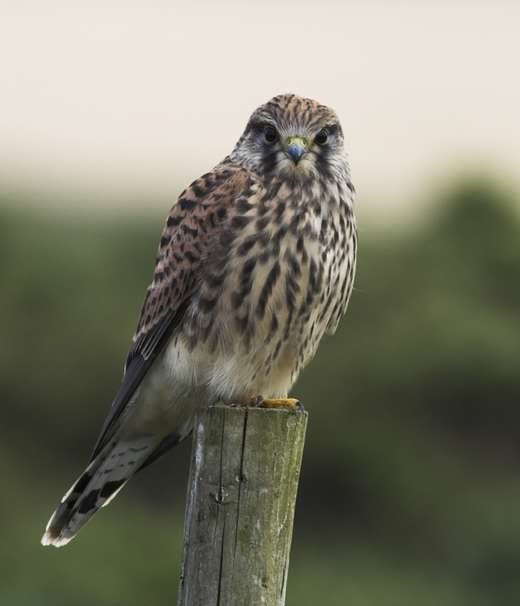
177, 403, 308, 606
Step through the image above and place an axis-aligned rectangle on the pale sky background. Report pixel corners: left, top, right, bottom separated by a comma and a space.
1, 0, 519, 224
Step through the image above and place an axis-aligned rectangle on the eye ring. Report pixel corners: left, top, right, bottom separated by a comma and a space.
263, 125, 278, 144
315, 128, 329, 146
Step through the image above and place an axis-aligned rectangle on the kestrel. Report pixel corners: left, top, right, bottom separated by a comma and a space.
42, 94, 357, 547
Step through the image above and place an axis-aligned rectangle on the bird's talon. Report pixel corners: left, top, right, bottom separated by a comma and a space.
258, 397, 300, 410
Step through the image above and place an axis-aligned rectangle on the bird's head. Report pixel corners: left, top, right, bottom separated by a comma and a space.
231, 94, 347, 182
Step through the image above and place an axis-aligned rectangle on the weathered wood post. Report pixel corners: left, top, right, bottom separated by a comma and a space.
177, 403, 308, 606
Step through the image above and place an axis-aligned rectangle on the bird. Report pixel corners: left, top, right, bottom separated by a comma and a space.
41, 93, 357, 547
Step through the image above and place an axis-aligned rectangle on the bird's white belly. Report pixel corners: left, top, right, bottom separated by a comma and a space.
167, 332, 295, 405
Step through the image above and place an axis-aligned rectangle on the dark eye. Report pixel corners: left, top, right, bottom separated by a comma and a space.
263, 125, 278, 144
315, 128, 329, 145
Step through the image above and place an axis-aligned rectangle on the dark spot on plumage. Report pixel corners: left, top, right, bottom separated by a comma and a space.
241, 257, 256, 281
236, 198, 253, 213
297, 294, 312, 319
274, 201, 286, 223
201, 172, 212, 185
73, 471, 92, 495
184, 250, 199, 263
198, 296, 218, 314
309, 259, 322, 293
256, 260, 280, 319
285, 273, 299, 311
238, 279, 254, 302
167, 214, 182, 228
267, 309, 279, 333
274, 225, 288, 243
242, 185, 255, 199
340, 274, 350, 301
285, 250, 301, 277
319, 219, 329, 244
180, 198, 197, 211
237, 235, 258, 256
231, 215, 251, 230
191, 183, 205, 198
173, 253, 183, 264
317, 293, 334, 325
256, 216, 269, 231
99, 479, 126, 499
216, 206, 227, 221
78, 489, 100, 514
160, 235, 170, 248
272, 339, 283, 361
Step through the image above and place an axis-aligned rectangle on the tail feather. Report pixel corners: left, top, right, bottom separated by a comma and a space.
41, 436, 157, 547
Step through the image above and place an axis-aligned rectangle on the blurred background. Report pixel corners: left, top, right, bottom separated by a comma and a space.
1, 1, 520, 604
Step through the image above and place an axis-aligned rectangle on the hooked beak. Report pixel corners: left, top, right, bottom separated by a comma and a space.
284, 136, 308, 164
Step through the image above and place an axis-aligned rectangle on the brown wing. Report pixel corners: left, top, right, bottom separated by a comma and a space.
90, 163, 251, 458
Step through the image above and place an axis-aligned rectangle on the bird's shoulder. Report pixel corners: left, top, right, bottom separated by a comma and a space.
133, 161, 257, 342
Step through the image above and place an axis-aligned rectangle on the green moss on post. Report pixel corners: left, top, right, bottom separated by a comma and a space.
177, 403, 308, 606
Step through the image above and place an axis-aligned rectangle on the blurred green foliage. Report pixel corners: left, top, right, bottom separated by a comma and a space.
1, 178, 519, 605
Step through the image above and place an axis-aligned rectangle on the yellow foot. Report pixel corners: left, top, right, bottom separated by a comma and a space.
256, 397, 300, 410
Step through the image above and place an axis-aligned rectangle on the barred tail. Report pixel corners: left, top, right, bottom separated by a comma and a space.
41, 436, 157, 547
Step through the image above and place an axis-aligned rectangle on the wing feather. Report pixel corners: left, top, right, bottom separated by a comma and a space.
90, 164, 251, 459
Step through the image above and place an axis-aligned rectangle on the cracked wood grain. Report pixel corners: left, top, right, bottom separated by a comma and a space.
177, 403, 308, 606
